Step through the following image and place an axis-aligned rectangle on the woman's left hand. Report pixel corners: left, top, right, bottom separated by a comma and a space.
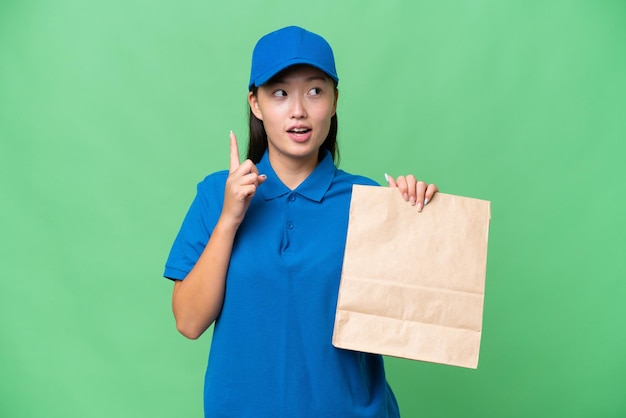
385, 173, 439, 212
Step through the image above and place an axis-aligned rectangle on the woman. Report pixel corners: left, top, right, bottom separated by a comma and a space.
164, 26, 438, 417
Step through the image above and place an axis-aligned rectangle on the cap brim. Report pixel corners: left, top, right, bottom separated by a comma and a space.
249, 59, 339, 89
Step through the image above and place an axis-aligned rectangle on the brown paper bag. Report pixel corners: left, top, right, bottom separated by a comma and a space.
332, 185, 491, 369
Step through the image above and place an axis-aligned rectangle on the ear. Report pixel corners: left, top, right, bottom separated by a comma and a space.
248, 91, 263, 121
331, 89, 339, 117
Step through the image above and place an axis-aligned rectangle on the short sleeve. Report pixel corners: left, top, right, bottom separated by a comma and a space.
163, 171, 228, 280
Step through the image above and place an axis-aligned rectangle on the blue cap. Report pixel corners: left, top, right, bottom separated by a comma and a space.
248, 26, 338, 90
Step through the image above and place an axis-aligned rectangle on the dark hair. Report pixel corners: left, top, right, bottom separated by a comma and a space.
246, 86, 340, 165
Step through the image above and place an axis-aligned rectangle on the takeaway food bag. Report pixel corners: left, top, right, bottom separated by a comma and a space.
332, 186, 491, 369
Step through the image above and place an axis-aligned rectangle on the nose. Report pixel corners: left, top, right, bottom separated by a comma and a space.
290, 96, 307, 119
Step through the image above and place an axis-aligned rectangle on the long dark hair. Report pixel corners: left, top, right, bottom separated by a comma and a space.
246, 86, 340, 165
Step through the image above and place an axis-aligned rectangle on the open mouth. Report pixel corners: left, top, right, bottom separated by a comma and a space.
288, 128, 311, 134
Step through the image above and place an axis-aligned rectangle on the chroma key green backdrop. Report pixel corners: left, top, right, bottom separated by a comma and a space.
1, 1, 625, 417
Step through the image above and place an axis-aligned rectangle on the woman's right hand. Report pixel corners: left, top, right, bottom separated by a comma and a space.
172, 132, 266, 339
221, 131, 266, 227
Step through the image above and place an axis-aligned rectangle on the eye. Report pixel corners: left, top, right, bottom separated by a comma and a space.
272, 89, 287, 97
308, 87, 322, 95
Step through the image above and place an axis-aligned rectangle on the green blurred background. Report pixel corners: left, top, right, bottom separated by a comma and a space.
1, 0, 624, 417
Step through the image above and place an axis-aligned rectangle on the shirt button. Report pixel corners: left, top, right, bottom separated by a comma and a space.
288, 194, 296, 202
286, 222, 294, 230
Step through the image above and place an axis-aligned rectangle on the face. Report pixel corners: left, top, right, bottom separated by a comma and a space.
248, 65, 338, 170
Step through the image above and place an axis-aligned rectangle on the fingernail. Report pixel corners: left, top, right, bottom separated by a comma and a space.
409, 197, 416, 206
259, 174, 267, 179
424, 198, 429, 206
384, 173, 389, 183
417, 202, 423, 212
403, 193, 409, 201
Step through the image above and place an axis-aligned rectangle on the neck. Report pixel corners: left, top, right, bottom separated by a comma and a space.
268, 151, 319, 190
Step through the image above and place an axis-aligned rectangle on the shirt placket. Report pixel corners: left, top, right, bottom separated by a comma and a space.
281, 192, 298, 254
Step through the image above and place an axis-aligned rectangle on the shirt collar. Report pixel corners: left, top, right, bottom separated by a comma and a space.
257, 149, 336, 202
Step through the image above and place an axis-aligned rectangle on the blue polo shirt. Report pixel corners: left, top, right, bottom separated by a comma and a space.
164, 150, 400, 418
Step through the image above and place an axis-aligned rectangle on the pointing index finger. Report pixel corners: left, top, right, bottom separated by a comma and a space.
229, 131, 240, 173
